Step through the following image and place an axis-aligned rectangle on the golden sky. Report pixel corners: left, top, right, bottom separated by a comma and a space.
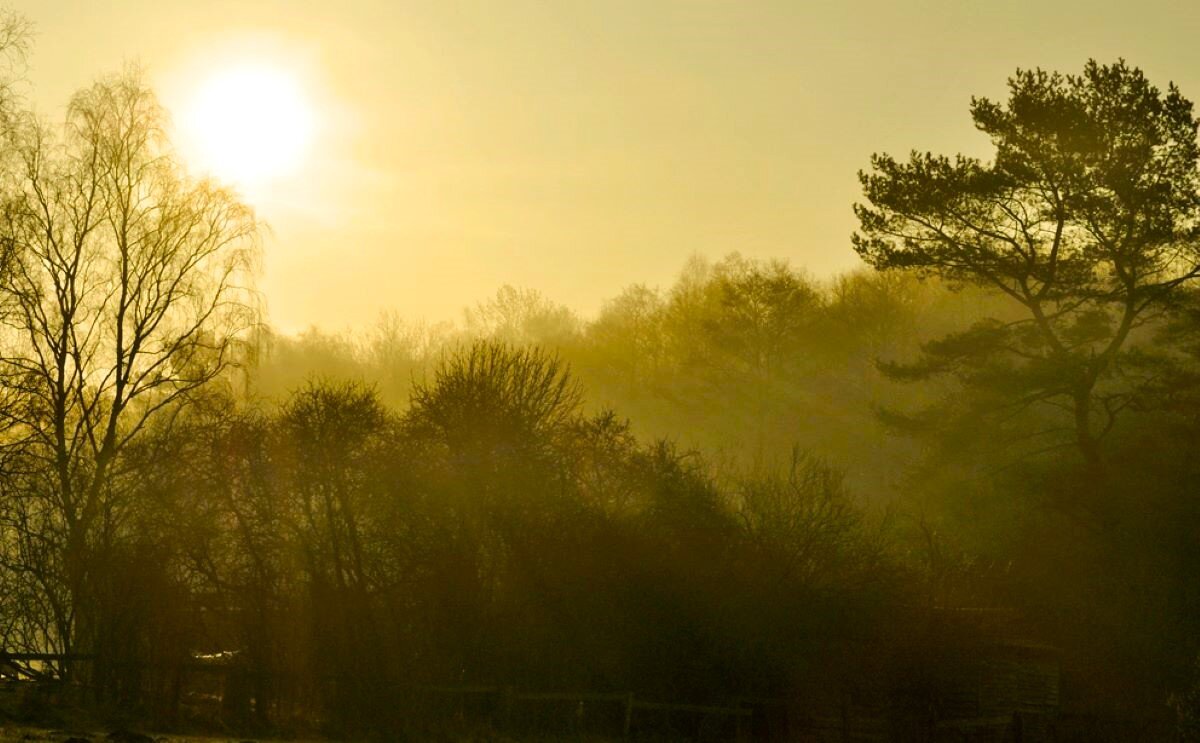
12, 0, 1200, 332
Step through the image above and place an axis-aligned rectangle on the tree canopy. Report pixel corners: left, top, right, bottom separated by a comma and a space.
853, 60, 1200, 474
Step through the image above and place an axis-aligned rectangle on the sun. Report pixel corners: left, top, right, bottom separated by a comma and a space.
181, 64, 316, 190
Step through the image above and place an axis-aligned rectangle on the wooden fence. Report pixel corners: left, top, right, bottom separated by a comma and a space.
407, 684, 753, 739
8, 652, 1128, 741
2, 651, 755, 740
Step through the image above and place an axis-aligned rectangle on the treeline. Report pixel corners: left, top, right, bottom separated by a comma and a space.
238, 252, 1200, 735
95, 343, 913, 733
253, 256, 1008, 497
11, 253, 1196, 735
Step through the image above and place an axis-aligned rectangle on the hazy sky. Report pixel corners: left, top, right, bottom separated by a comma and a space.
10, 1, 1200, 332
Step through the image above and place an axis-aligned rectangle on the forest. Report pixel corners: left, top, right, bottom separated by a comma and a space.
0, 8, 1198, 743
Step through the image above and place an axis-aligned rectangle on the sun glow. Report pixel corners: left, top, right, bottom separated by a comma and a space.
181, 64, 316, 190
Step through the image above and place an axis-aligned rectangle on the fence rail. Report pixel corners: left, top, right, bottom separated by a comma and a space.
3, 652, 758, 739
407, 683, 753, 738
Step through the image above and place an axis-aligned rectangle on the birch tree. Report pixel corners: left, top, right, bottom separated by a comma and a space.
0, 69, 259, 664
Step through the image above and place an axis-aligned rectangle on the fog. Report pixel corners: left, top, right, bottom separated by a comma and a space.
8, 0, 1200, 330
1, 5, 1200, 743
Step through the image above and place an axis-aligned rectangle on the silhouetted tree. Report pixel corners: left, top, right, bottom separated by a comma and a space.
0, 68, 259, 678
854, 60, 1200, 483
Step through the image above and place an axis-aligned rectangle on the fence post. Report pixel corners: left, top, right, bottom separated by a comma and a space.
501, 685, 514, 730
840, 687, 849, 743
624, 692, 635, 738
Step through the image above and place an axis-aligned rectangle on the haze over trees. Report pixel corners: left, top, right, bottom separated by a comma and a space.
0, 14, 1198, 741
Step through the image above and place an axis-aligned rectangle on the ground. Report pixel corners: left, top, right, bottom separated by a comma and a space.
0, 729, 270, 743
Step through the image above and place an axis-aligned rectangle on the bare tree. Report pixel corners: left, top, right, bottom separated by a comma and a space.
0, 8, 29, 289
0, 67, 259, 665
